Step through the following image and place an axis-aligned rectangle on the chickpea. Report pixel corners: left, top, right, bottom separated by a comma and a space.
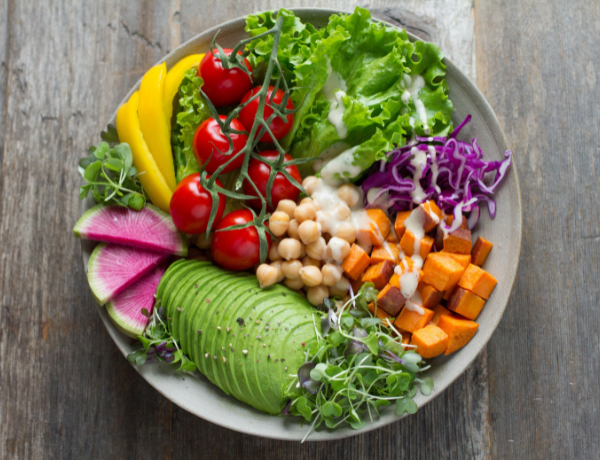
294, 202, 316, 223
299, 242, 307, 259
306, 285, 329, 307
278, 238, 302, 260
300, 197, 313, 206
329, 276, 350, 297
332, 203, 351, 221
337, 183, 360, 207
276, 199, 296, 220
316, 210, 333, 234
306, 237, 327, 261
321, 263, 343, 286
281, 259, 303, 280
284, 277, 305, 291
287, 219, 300, 239
298, 220, 321, 245
269, 211, 289, 237
268, 241, 282, 261
302, 176, 321, 196
327, 237, 351, 262
335, 221, 356, 244
302, 256, 321, 268
269, 260, 285, 282
299, 266, 323, 287
256, 264, 279, 289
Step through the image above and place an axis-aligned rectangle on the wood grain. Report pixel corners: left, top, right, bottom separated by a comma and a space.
475, 0, 600, 458
2, 0, 595, 458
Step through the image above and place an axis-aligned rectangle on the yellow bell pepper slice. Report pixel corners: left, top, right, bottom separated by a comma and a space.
116, 91, 173, 213
138, 63, 177, 191
163, 53, 205, 124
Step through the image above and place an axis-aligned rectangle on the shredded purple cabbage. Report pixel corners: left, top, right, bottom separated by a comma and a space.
362, 115, 512, 232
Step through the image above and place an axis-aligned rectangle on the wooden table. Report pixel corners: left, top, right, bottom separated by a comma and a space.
1, 1, 598, 458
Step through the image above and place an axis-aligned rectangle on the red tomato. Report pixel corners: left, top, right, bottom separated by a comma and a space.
243, 150, 302, 210
193, 115, 248, 174
169, 173, 225, 234
199, 49, 252, 107
211, 209, 271, 271
238, 86, 294, 142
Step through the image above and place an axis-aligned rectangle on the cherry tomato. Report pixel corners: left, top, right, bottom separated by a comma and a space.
193, 115, 248, 174
243, 150, 302, 210
169, 173, 225, 234
199, 49, 252, 107
238, 86, 294, 142
211, 209, 271, 271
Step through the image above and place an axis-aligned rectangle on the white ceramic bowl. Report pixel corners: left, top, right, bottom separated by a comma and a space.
80, 8, 522, 441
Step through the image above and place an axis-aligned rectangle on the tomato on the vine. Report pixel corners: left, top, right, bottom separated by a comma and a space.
238, 86, 294, 142
211, 209, 271, 271
193, 115, 248, 174
243, 150, 302, 210
199, 49, 252, 107
169, 173, 225, 234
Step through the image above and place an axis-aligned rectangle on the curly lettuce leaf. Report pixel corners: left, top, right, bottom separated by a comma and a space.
171, 68, 211, 183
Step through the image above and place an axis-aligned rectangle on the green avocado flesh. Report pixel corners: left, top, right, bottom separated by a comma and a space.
156, 259, 321, 415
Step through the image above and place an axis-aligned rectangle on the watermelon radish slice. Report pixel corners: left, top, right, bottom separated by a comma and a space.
87, 243, 169, 305
74, 204, 188, 256
106, 264, 166, 337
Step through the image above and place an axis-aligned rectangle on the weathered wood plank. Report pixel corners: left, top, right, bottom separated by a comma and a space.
0, 1, 489, 459
476, 0, 600, 458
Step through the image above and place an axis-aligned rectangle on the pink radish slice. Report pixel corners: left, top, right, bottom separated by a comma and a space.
87, 243, 169, 305
74, 204, 188, 256
106, 264, 167, 337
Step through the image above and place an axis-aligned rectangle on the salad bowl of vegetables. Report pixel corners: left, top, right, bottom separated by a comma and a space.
76, 7, 521, 441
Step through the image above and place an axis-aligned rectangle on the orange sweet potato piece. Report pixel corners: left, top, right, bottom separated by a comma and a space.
368, 302, 395, 326
436, 215, 469, 249
443, 286, 456, 300
422, 253, 466, 291
420, 201, 443, 232
417, 282, 443, 309
400, 231, 434, 259
410, 324, 449, 358
370, 243, 400, 265
394, 211, 411, 239
447, 287, 486, 320
362, 259, 395, 290
389, 259, 424, 290
458, 264, 497, 300
431, 304, 452, 325
350, 277, 365, 294
393, 305, 434, 333
438, 315, 479, 355
342, 244, 371, 281
376, 284, 406, 316
471, 237, 493, 266
442, 253, 471, 270
386, 229, 399, 243
401, 331, 413, 350
358, 209, 391, 244
444, 214, 469, 228
443, 228, 472, 254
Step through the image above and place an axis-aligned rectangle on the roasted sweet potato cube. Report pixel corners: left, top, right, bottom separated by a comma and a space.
443, 228, 472, 254
410, 324, 449, 358
376, 284, 406, 316
342, 244, 371, 281
458, 264, 497, 299
362, 259, 395, 290
443, 286, 456, 300
417, 282, 443, 309
370, 243, 400, 265
436, 215, 469, 249
393, 305, 434, 333
394, 211, 411, 239
447, 287, 485, 320
422, 253, 466, 291
401, 332, 413, 350
386, 229, 399, 243
390, 259, 424, 291
400, 231, 434, 259
442, 252, 471, 270
438, 315, 479, 354
420, 201, 443, 232
350, 277, 365, 295
431, 304, 452, 325
358, 209, 391, 244
368, 302, 395, 326
471, 237, 493, 266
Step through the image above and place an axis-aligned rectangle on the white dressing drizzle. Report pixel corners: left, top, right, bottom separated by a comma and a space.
409, 147, 428, 204
428, 145, 441, 193
320, 146, 361, 185
321, 60, 349, 139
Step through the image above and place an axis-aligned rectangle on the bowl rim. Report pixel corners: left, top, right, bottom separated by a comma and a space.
82, 7, 522, 441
